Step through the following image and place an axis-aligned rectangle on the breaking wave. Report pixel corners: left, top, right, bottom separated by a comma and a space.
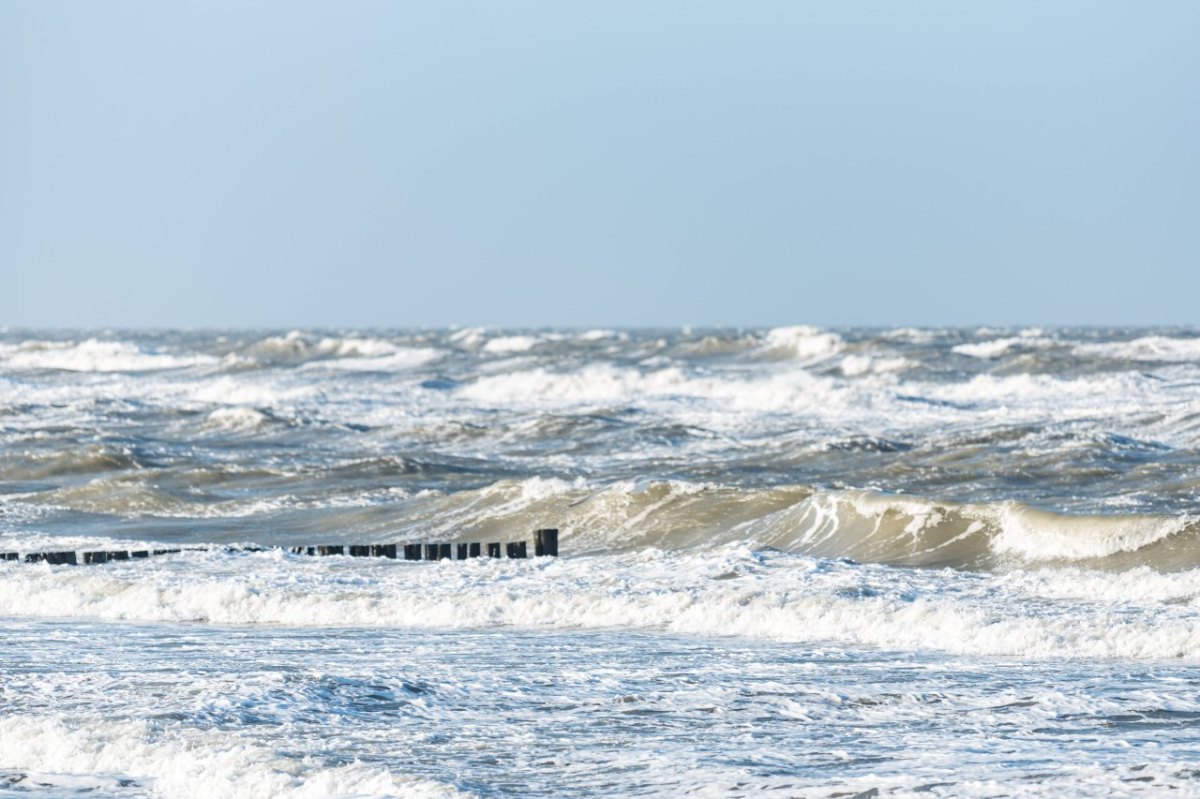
0, 715, 469, 799
4, 535, 1200, 660
8, 472, 1196, 572
756, 325, 844, 361
0, 340, 216, 372
202, 478, 1200, 573
1073, 334, 1200, 363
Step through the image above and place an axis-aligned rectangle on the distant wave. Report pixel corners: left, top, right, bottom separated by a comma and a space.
0, 339, 217, 372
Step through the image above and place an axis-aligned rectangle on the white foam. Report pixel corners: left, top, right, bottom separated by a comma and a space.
839, 354, 909, 377
0, 531, 156, 553
301, 347, 442, 371
447, 327, 486, 349
190, 376, 316, 406
0, 715, 471, 799
206, 406, 271, 431
318, 337, 398, 358
879, 327, 937, 343
1074, 335, 1200, 362
952, 333, 1053, 359
0, 340, 216, 372
1002, 565, 1200, 605
481, 335, 538, 354
925, 371, 1143, 408
459, 364, 682, 405
757, 326, 843, 361
578, 329, 618, 341
458, 362, 853, 417
244, 331, 412, 362
993, 504, 1191, 561
953, 337, 1025, 359
4, 545, 1200, 660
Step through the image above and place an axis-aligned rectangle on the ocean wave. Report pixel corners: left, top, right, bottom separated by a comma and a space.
26, 471, 300, 520
676, 333, 759, 357
923, 371, 1148, 409
481, 335, 539, 354
234, 332, 441, 370
0, 340, 217, 372
447, 327, 486, 349
538, 481, 1199, 570
0, 445, 144, 481
299, 347, 442, 372
839, 354, 910, 377
1074, 335, 1200, 363
0, 715, 470, 799
457, 363, 852, 414
201, 477, 1200, 572
577, 329, 619, 342
951, 330, 1054, 359
455, 352, 1163, 422
458, 364, 688, 405
204, 406, 275, 432
879, 327, 937, 343
15, 470, 1195, 570
756, 325, 844, 361
4, 544, 1200, 660
190, 375, 318, 406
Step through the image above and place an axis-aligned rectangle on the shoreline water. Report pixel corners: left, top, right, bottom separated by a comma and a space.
4, 326, 1200, 796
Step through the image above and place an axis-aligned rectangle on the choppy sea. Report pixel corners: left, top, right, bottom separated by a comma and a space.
3, 325, 1200, 798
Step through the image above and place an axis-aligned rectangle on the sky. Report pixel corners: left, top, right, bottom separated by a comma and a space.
1, 1, 1197, 329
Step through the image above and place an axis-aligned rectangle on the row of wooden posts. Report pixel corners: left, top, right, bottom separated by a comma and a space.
1, 529, 559, 566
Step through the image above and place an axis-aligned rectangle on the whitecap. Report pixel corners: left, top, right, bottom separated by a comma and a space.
757, 326, 844, 361
0, 339, 216, 372
481, 335, 539, 354
1074, 335, 1200, 363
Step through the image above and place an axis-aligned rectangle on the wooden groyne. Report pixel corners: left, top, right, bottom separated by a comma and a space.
1, 529, 559, 567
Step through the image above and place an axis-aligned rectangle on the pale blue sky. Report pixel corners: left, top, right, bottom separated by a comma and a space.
2, 1, 1197, 329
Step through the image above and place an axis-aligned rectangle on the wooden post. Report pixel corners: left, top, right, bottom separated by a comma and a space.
1, 552, 18, 561
456, 543, 468, 560
424, 544, 440, 560
153, 549, 181, 555
469, 542, 481, 558
349, 545, 370, 557
404, 544, 421, 560
507, 542, 528, 559
487, 543, 501, 558
46, 552, 77, 566
372, 544, 397, 559
83, 551, 108, 564
438, 543, 452, 560
107, 551, 130, 561
131, 550, 149, 559
535, 528, 559, 557
318, 545, 344, 556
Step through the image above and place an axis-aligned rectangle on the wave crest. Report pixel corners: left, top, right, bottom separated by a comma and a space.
386, 479, 1198, 571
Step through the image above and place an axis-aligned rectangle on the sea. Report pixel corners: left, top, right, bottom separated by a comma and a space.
2, 325, 1200, 798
